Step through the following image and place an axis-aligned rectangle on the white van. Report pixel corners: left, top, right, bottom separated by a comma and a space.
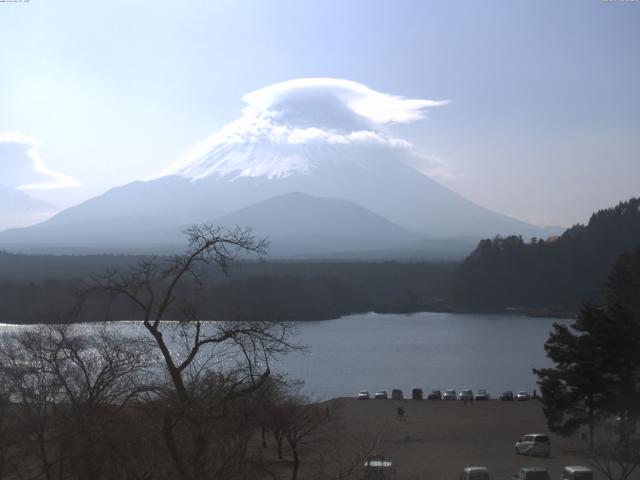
511, 467, 550, 480
460, 466, 490, 480
561, 466, 592, 480
364, 455, 396, 480
515, 433, 551, 457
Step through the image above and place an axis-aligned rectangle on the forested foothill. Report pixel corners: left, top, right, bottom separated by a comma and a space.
534, 245, 640, 480
453, 198, 640, 315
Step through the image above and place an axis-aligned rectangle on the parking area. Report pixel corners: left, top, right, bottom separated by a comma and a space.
333, 398, 611, 480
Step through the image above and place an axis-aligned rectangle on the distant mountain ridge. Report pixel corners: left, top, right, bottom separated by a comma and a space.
0, 185, 56, 231
0, 151, 556, 256
213, 192, 421, 256
0, 192, 477, 258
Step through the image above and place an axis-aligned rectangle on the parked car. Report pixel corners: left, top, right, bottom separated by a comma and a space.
443, 389, 457, 400
458, 389, 474, 401
511, 467, 550, 480
427, 389, 442, 400
561, 466, 592, 480
460, 466, 490, 480
364, 455, 396, 480
357, 390, 370, 400
474, 389, 490, 401
374, 390, 388, 399
391, 389, 403, 400
412, 388, 423, 400
516, 391, 531, 401
501, 390, 515, 401
515, 433, 551, 457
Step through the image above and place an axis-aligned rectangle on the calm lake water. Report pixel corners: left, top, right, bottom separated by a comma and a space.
0, 312, 571, 400
274, 312, 571, 399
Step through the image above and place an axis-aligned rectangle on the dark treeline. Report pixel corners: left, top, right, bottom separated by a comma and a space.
0, 258, 455, 324
453, 198, 640, 314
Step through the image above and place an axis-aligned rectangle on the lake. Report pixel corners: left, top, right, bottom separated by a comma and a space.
0, 312, 571, 400
274, 312, 571, 399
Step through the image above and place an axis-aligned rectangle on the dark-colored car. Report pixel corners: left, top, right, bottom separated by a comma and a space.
391, 389, 403, 400
427, 389, 442, 400
412, 388, 423, 400
501, 390, 515, 401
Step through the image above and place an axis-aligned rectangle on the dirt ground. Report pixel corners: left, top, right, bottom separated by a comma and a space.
313, 398, 634, 480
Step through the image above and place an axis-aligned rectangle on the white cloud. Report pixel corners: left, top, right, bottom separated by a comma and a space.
160, 78, 449, 180
0, 132, 80, 190
242, 78, 449, 125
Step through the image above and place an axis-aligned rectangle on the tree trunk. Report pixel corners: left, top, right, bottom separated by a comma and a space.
191, 422, 208, 480
146, 325, 190, 404
162, 412, 190, 480
274, 432, 284, 460
37, 436, 52, 480
290, 445, 299, 480
589, 399, 595, 450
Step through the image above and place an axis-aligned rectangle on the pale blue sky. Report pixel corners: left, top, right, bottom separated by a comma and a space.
1, 0, 638, 226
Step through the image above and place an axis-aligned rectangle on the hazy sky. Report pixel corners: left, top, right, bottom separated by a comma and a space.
1, 0, 638, 227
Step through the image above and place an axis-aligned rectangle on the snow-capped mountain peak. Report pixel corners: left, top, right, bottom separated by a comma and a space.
159, 78, 446, 181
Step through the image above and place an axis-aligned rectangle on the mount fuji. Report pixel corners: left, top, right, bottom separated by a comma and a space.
0, 79, 555, 257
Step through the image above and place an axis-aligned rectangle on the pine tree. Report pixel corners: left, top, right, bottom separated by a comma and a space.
534, 245, 640, 445
534, 304, 612, 446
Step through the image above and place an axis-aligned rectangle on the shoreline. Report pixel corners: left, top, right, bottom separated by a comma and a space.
0, 308, 576, 326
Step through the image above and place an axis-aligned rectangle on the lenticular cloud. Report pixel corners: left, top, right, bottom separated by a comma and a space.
0, 132, 79, 190
162, 78, 448, 181
242, 78, 447, 126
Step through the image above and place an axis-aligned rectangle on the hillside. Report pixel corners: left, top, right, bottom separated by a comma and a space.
453, 197, 640, 313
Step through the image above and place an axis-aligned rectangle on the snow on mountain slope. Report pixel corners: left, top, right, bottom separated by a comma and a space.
159, 78, 446, 182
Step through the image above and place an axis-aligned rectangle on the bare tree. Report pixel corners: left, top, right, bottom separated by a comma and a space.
586, 424, 640, 480
0, 325, 155, 480
310, 426, 384, 480
276, 393, 328, 480
0, 375, 16, 480
0, 225, 300, 480
84, 224, 300, 480
86, 225, 296, 400
0, 328, 65, 480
